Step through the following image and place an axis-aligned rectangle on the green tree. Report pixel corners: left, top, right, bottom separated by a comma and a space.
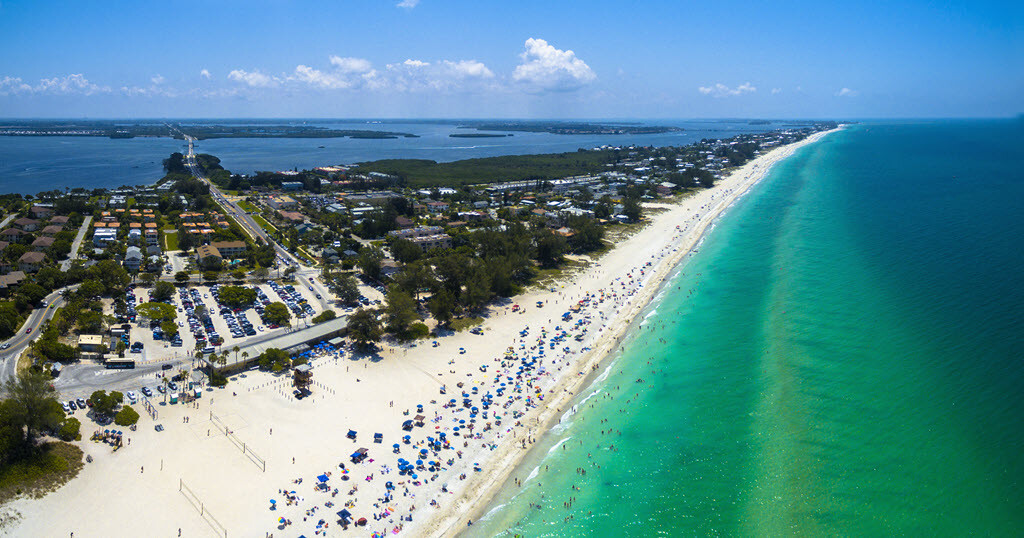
90, 390, 117, 416
461, 265, 493, 311
535, 232, 567, 268
311, 310, 336, 323
622, 196, 642, 222
114, 405, 140, 426
58, 417, 81, 441
136, 302, 176, 323
174, 271, 190, 284
257, 348, 290, 371
152, 281, 176, 302
263, 302, 291, 327
217, 286, 256, 308
346, 307, 382, 348
390, 238, 422, 264
2, 371, 63, 447
330, 273, 360, 305
384, 288, 418, 338
357, 246, 384, 281
138, 272, 157, 288
428, 287, 456, 327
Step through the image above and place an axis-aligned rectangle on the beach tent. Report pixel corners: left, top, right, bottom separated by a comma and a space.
337, 509, 352, 523
402, 420, 413, 431
414, 415, 426, 426
317, 474, 329, 483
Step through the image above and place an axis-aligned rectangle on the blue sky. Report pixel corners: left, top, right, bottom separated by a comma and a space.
0, 0, 1020, 118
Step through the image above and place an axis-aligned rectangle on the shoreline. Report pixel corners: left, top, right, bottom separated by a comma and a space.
422, 127, 842, 537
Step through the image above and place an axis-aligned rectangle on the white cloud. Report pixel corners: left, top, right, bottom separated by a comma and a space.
513, 38, 596, 92
200, 69, 211, 79
329, 56, 374, 74
771, 87, 781, 94
228, 69, 278, 87
151, 74, 165, 85
384, 58, 494, 92
836, 87, 858, 97
292, 64, 353, 89
698, 82, 756, 97
443, 60, 493, 79
1, 74, 110, 95
0, 76, 33, 95
402, 59, 430, 68
397, 0, 419, 8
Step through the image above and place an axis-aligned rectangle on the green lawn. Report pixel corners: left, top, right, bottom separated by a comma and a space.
163, 230, 179, 251
237, 200, 258, 212
252, 215, 278, 234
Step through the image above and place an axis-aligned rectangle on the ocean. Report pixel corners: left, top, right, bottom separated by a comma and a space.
0, 120, 784, 195
471, 120, 1024, 536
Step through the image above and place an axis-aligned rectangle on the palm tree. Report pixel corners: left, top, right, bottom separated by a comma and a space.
241, 351, 249, 366
161, 377, 170, 404
232, 345, 240, 364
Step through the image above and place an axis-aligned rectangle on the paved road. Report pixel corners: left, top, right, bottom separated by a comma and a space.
0, 214, 15, 230
0, 285, 80, 382
61, 215, 93, 270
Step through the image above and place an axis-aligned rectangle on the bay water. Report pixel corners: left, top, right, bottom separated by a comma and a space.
472, 120, 1024, 536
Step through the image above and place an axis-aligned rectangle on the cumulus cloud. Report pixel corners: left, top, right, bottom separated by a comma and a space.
397, 0, 420, 8
513, 38, 596, 92
292, 64, 353, 89
200, 69, 211, 79
151, 74, 165, 85
329, 56, 374, 74
228, 69, 278, 87
0, 74, 110, 95
383, 58, 494, 91
836, 87, 858, 97
698, 82, 756, 97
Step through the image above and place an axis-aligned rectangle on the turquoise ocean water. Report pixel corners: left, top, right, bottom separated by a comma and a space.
472, 120, 1024, 536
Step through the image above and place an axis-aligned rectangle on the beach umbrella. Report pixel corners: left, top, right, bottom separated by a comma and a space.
420, 448, 428, 454
416, 459, 423, 465
270, 499, 276, 504
393, 443, 400, 448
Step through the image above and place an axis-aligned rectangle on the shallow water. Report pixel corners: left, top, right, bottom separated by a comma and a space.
471, 120, 1024, 536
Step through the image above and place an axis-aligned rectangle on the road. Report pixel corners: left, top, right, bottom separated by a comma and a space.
61, 215, 93, 270
0, 284, 80, 382
180, 135, 307, 269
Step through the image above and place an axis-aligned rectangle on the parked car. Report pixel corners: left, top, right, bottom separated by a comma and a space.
76, 397, 86, 408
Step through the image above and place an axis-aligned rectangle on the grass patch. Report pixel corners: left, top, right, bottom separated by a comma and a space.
0, 442, 85, 504
236, 200, 257, 213
252, 215, 277, 234
163, 230, 179, 251
449, 316, 484, 332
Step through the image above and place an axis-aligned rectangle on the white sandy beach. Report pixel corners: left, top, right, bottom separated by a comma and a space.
0, 128, 837, 538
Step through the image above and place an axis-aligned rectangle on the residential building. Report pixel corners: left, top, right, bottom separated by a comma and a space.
278, 210, 305, 223
281, 181, 303, 191
196, 245, 223, 266
123, 246, 143, 271
0, 271, 25, 296
426, 201, 449, 213
49, 216, 70, 225
210, 241, 246, 259
18, 251, 45, 272
41, 225, 63, 236
13, 218, 40, 232
387, 226, 444, 240
1, 229, 25, 243
93, 227, 117, 247
31, 236, 54, 252
409, 234, 453, 252
29, 206, 53, 219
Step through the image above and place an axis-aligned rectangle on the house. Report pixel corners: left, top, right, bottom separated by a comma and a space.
123, 246, 144, 271
147, 244, 162, 256
295, 223, 314, 235
30, 206, 54, 219
31, 236, 54, 252
127, 228, 142, 245
210, 241, 246, 259
13, 218, 40, 232
41, 225, 64, 236
0, 271, 26, 296
656, 182, 674, 196
18, 251, 46, 273
0, 229, 25, 243
93, 228, 118, 247
395, 216, 414, 229
196, 245, 223, 266
426, 201, 449, 213
49, 216, 70, 225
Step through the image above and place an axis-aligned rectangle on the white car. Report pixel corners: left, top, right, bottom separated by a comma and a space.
126, 391, 137, 403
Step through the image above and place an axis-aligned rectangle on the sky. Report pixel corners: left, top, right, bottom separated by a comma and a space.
0, 0, 1020, 119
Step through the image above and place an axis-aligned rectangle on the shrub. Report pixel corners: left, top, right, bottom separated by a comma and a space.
409, 322, 430, 339
58, 418, 81, 441
114, 405, 139, 426
209, 371, 228, 387
312, 310, 336, 323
